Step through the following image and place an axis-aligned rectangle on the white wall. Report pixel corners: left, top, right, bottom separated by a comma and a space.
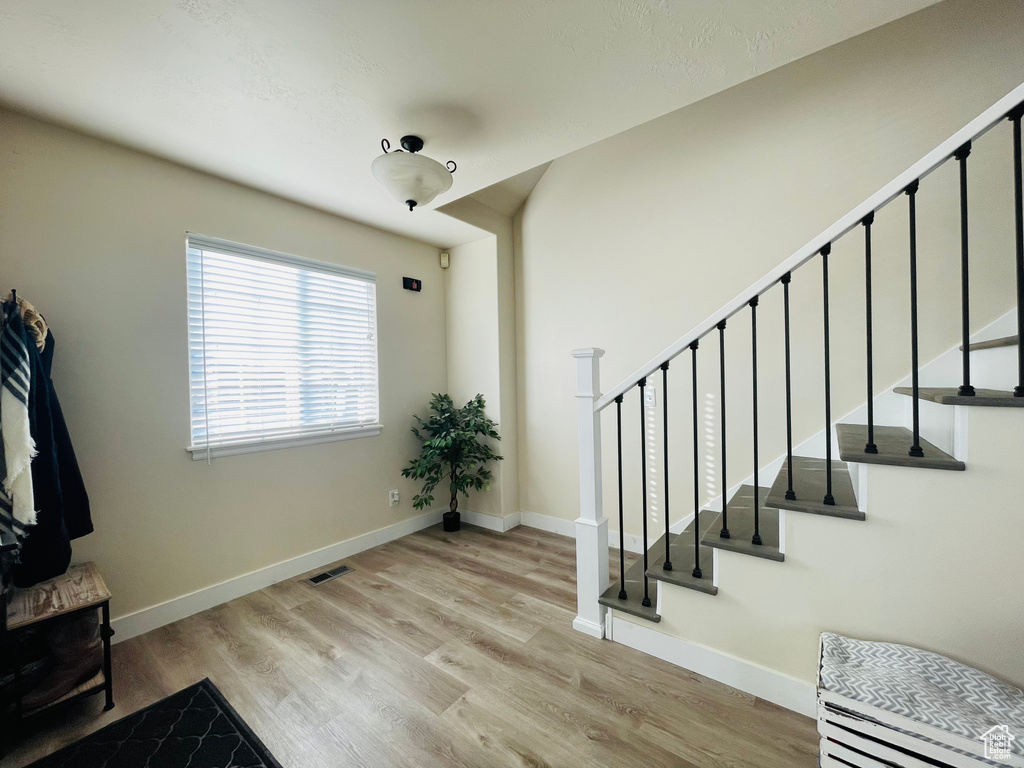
515, 0, 1024, 687
0, 109, 448, 619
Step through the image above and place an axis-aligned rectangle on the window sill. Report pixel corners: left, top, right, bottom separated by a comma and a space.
188, 424, 382, 460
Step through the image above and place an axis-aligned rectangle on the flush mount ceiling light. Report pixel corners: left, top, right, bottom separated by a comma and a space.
371, 135, 457, 212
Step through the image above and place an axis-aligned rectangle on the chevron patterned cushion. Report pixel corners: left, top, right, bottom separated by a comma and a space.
819, 633, 1024, 758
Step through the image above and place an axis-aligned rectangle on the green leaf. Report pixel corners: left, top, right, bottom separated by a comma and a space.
401, 393, 504, 509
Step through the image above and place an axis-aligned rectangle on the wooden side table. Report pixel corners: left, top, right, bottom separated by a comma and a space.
2, 562, 115, 745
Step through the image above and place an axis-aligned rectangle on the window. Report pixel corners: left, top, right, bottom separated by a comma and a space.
186, 233, 380, 459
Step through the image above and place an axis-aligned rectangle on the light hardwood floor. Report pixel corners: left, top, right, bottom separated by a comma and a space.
6, 525, 818, 767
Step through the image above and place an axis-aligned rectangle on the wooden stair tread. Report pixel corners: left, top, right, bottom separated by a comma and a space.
600, 534, 662, 622
836, 424, 965, 471
647, 510, 719, 595
893, 386, 1024, 407
700, 485, 783, 562
765, 457, 864, 521
961, 334, 1018, 351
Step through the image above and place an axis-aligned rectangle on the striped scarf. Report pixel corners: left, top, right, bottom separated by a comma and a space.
0, 301, 36, 537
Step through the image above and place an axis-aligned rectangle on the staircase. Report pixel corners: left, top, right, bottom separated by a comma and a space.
594, 329, 1017, 625
571, 82, 1024, 650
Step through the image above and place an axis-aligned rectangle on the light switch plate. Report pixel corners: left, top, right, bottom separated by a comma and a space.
644, 386, 657, 408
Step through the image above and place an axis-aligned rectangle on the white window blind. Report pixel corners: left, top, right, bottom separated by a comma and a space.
186, 233, 380, 459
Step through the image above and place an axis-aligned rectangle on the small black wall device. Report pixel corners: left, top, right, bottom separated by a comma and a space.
403, 277, 422, 292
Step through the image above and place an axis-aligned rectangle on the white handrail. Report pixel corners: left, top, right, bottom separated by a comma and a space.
594, 81, 1024, 413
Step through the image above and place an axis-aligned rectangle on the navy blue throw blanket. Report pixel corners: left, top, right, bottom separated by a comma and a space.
12, 325, 92, 587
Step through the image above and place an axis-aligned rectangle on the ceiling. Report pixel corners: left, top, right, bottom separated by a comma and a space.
466, 162, 552, 219
0, 0, 939, 248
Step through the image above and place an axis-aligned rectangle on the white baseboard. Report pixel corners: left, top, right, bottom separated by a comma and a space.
112, 508, 448, 643
608, 529, 644, 554
572, 616, 605, 638
520, 510, 576, 538
610, 615, 816, 718
520, 510, 647, 553
461, 508, 521, 532
112, 506, 525, 644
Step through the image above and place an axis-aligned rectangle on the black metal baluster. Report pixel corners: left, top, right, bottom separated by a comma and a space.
1012, 104, 1024, 397
638, 378, 652, 607
782, 273, 795, 500
717, 320, 730, 539
750, 297, 762, 545
690, 341, 702, 578
907, 180, 925, 456
615, 395, 627, 600
956, 142, 976, 397
863, 214, 878, 453
661, 361, 673, 572
821, 244, 836, 505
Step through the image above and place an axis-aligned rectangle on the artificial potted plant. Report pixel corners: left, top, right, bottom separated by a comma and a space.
401, 394, 503, 532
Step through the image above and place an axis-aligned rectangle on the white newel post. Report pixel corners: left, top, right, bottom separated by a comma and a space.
571, 348, 610, 639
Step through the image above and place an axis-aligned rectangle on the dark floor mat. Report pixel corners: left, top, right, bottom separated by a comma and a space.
26, 678, 283, 768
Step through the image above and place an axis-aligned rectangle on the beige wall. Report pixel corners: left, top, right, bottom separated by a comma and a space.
516, 0, 1024, 685
444, 235, 503, 515
441, 198, 520, 519
649, 407, 1024, 687
446, 236, 501, 408
517, 0, 1024, 527
0, 109, 448, 620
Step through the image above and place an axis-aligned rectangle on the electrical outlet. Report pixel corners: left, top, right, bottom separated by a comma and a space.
388, 489, 400, 507
644, 386, 657, 408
